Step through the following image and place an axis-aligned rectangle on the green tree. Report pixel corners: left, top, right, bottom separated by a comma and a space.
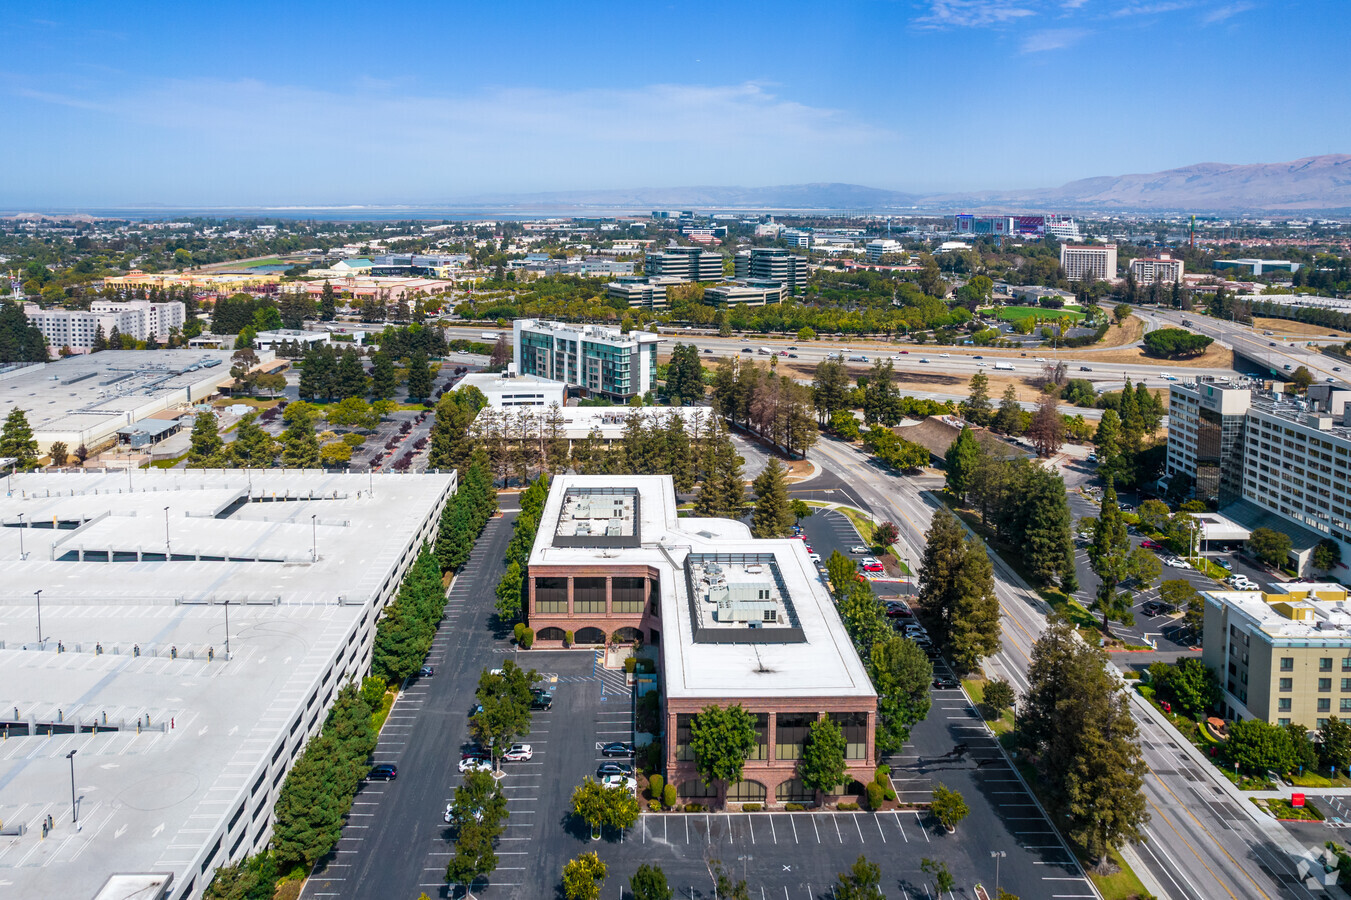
1289, 365, 1314, 393
1113, 302, 1132, 324
812, 357, 851, 424
1314, 538, 1342, 571
964, 372, 993, 426
930, 783, 969, 831
827, 549, 858, 598
1088, 479, 1155, 630
1136, 498, 1170, 534
495, 560, 524, 622
834, 855, 885, 900
799, 716, 847, 800
1149, 658, 1220, 720
1223, 718, 1297, 775
406, 347, 434, 401
47, 441, 67, 467
231, 413, 277, 468
448, 769, 508, 833
664, 343, 705, 405
562, 852, 607, 900
1248, 527, 1292, 568
994, 384, 1024, 435
750, 457, 794, 538
920, 858, 955, 895
984, 678, 1015, 717
319, 281, 337, 320
445, 819, 498, 898
187, 410, 224, 467
688, 704, 758, 805
281, 401, 322, 468
205, 852, 277, 900
270, 735, 348, 868
630, 865, 673, 900
944, 426, 980, 502
790, 498, 813, 524
570, 778, 640, 835
334, 348, 369, 400
918, 507, 967, 648
0, 407, 38, 470
369, 349, 399, 400
326, 397, 379, 430
1022, 466, 1077, 592
470, 660, 538, 770
948, 535, 1001, 675
1318, 717, 1351, 773
870, 635, 932, 754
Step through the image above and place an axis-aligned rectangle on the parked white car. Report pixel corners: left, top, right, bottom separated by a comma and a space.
601, 774, 637, 793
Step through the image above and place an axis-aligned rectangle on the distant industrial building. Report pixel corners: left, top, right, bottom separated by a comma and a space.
1059, 243, 1118, 282
1129, 254, 1185, 285
0, 468, 455, 900
251, 329, 330, 353
644, 246, 724, 282
952, 214, 1078, 240
606, 277, 676, 310
23, 300, 185, 354
704, 279, 785, 307
0, 349, 257, 455
513, 319, 660, 401
457, 371, 567, 408
1214, 259, 1301, 276
733, 248, 807, 295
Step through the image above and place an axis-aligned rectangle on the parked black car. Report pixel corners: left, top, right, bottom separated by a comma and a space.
597, 762, 634, 778
367, 764, 398, 781
600, 741, 634, 757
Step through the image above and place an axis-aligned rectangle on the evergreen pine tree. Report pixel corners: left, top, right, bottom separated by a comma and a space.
0, 407, 40, 469
406, 348, 433, 401
917, 507, 967, 648
108, 325, 122, 350
370, 349, 398, 401
663, 411, 695, 493
319, 281, 337, 321
281, 403, 322, 468
994, 385, 1023, 435
186, 411, 224, 467
944, 426, 980, 503
947, 535, 1001, 675
334, 348, 368, 400
231, 413, 278, 468
750, 458, 794, 538
91, 323, 107, 352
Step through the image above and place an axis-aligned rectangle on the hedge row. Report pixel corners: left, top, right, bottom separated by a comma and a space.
495, 474, 549, 622
437, 459, 497, 574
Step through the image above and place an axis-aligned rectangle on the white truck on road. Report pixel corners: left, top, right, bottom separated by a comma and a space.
993, 361, 1015, 371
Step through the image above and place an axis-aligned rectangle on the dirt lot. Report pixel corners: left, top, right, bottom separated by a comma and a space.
1096, 315, 1145, 348
1252, 317, 1351, 339
782, 362, 1067, 404
1079, 343, 1235, 369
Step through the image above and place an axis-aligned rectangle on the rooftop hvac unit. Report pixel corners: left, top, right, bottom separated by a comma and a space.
715, 596, 779, 624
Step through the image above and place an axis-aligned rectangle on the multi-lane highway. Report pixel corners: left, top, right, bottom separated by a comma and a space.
808, 436, 1320, 900
1145, 307, 1346, 385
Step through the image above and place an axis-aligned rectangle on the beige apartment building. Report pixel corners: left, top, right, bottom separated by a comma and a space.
1202, 582, 1351, 729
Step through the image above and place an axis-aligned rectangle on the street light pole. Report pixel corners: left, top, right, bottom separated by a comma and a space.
17, 511, 24, 560
223, 599, 231, 660
34, 588, 42, 644
67, 748, 78, 826
164, 506, 170, 556
991, 850, 1006, 896
311, 515, 317, 562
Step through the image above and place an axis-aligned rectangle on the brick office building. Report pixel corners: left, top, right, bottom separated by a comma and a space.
526, 475, 878, 805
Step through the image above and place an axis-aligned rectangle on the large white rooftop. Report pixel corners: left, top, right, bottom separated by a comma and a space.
0, 468, 454, 900
529, 475, 875, 701
1207, 582, 1351, 642
0, 350, 260, 451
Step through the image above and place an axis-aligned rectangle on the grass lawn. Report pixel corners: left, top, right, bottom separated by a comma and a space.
371, 689, 397, 733
962, 678, 1014, 736
1089, 848, 1153, 900
212, 396, 284, 410
996, 306, 1086, 324
832, 504, 912, 573
244, 257, 283, 268
151, 452, 189, 469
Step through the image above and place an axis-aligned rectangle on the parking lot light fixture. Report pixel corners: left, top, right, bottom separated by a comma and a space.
990, 850, 1006, 894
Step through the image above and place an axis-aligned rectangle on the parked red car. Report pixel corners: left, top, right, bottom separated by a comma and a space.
1140, 539, 1162, 550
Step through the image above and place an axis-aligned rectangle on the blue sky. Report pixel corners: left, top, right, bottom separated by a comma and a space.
1, 0, 1345, 207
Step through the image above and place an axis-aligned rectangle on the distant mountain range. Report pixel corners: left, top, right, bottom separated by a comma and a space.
458, 154, 1351, 214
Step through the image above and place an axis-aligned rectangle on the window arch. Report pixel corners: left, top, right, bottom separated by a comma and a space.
611, 626, 642, 644
727, 780, 767, 802
679, 779, 717, 799
775, 778, 813, 802
536, 627, 566, 642
574, 627, 606, 645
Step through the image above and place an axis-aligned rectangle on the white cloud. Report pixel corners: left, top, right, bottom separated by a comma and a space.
1204, 1, 1254, 23
915, 0, 1037, 28
1109, 1, 1197, 17
1020, 27, 1091, 51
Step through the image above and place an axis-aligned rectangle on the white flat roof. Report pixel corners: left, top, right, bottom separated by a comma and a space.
530, 475, 875, 702
0, 350, 257, 445
0, 469, 453, 900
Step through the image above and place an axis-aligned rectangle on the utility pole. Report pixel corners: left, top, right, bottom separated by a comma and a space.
34, 589, 42, 644
67, 749, 79, 826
